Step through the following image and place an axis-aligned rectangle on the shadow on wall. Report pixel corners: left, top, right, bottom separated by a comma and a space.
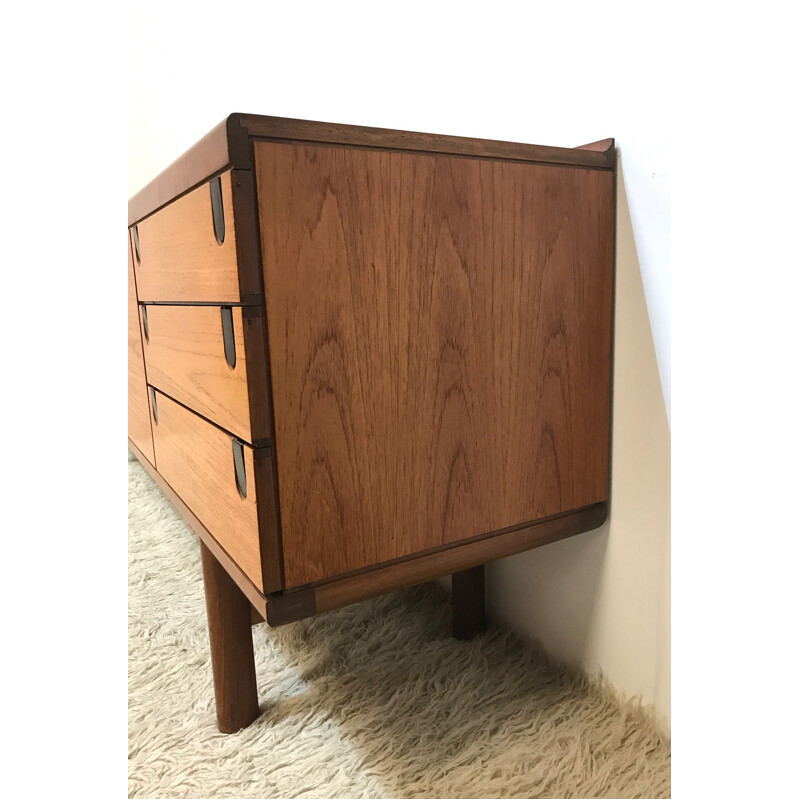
486, 156, 671, 728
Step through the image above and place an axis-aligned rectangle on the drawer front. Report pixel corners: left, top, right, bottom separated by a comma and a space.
141, 304, 270, 445
150, 389, 281, 593
132, 171, 241, 303
128, 233, 154, 462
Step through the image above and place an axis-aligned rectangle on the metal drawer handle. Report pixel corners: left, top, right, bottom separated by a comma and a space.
141, 305, 149, 342
150, 388, 158, 424
132, 225, 141, 261
221, 306, 236, 369
210, 177, 225, 245
232, 438, 247, 498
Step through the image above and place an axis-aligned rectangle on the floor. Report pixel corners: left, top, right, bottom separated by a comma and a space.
128, 454, 670, 799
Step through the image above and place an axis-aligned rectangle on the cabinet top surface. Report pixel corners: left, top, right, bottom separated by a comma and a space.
128, 113, 615, 226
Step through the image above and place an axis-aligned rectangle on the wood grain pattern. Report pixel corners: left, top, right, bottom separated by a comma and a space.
128, 112, 613, 226
128, 116, 250, 227
128, 233, 154, 463
141, 304, 269, 444
267, 503, 607, 625
149, 390, 265, 590
128, 437, 269, 617
256, 141, 614, 588
237, 114, 615, 169
229, 171, 267, 304
134, 171, 240, 302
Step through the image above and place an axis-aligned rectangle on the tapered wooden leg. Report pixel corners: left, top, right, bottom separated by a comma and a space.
200, 542, 260, 733
452, 564, 487, 640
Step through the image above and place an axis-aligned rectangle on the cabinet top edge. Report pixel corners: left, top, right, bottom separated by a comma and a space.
128, 113, 615, 226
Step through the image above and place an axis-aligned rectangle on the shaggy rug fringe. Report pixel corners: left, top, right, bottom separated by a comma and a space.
128, 454, 670, 799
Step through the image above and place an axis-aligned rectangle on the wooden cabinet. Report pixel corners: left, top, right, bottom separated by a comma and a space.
133, 171, 241, 303
149, 389, 280, 592
128, 114, 616, 732
141, 303, 270, 445
256, 141, 614, 588
128, 232, 154, 463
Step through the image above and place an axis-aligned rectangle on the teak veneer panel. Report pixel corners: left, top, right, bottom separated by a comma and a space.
128, 117, 251, 227
142, 304, 268, 444
133, 171, 240, 303
311, 504, 606, 619
150, 390, 266, 590
128, 234, 154, 463
264, 503, 608, 626
256, 141, 614, 589
127, 115, 615, 227
240, 115, 615, 169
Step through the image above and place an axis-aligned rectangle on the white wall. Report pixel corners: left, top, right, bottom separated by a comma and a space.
129, 1, 670, 729
488, 169, 671, 729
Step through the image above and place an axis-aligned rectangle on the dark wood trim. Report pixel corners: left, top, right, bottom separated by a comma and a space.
200, 542, 260, 733
576, 137, 616, 153
253, 445, 283, 593
246, 132, 288, 614
131, 436, 607, 629
452, 565, 487, 640
145, 385, 271, 448
241, 306, 272, 445
265, 503, 607, 626
265, 588, 316, 627
138, 300, 256, 308
229, 169, 264, 305
236, 114, 614, 170
606, 145, 620, 508
128, 437, 269, 618
128, 116, 250, 227
250, 606, 265, 625
128, 114, 615, 227
309, 503, 606, 592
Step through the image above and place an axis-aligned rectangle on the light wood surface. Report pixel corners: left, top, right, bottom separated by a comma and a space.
128, 116, 251, 227
150, 390, 264, 589
128, 234, 154, 463
256, 141, 614, 588
142, 304, 258, 443
134, 171, 240, 302
128, 437, 269, 617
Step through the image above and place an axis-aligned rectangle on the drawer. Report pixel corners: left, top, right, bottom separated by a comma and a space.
132, 171, 245, 303
128, 232, 154, 463
141, 304, 270, 445
149, 389, 281, 593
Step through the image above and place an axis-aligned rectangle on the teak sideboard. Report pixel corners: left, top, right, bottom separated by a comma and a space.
128, 113, 616, 732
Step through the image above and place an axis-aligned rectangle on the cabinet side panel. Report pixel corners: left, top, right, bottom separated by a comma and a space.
256, 141, 614, 588
128, 233, 155, 463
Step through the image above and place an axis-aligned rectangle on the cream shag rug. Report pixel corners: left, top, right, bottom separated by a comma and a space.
128, 455, 670, 799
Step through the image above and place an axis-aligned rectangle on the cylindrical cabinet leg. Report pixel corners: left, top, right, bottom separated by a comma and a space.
452, 564, 487, 640
200, 542, 260, 733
